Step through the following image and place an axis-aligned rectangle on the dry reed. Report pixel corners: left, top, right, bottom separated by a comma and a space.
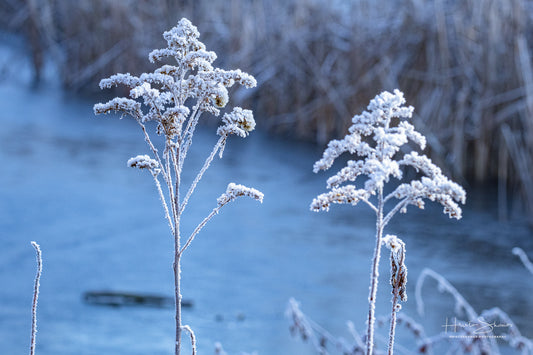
2, 0, 533, 223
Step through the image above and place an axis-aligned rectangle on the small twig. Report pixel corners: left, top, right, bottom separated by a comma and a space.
179, 104, 204, 170
179, 206, 220, 256
181, 325, 197, 355
415, 268, 477, 320
151, 172, 175, 234
180, 136, 226, 214
382, 198, 409, 228
30, 241, 42, 355
383, 235, 407, 355
512, 247, 533, 276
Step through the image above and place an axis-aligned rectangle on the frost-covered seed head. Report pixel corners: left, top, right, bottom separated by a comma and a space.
217, 183, 264, 207
127, 155, 159, 170
383, 234, 407, 302
311, 89, 465, 219
217, 108, 256, 138
94, 18, 257, 139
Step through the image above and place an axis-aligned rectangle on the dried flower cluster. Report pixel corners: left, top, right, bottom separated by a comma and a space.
383, 235, 407, 304
94, 18, 257, 142
383, 234, 407, 354
94, 18, 262, 355
310, 90, 466, 355
312, 89, 465, 218
217, 183, 264, 207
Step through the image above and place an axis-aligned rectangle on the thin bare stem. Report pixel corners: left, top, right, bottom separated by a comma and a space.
173, 151, 182, 355
415, 268, 477, 320
30, 241, 42, 355
170, 126, 182, 355
382, 198, 409, 228
181, 325, 197, 355
362, 198, 378, 213
366, 187, 384, 355
180, 206, 221, 256
169, 146, 179, 226
179, 103, 203, 170
388, 290, 399, 354
180, 136, 226, 213
138, 121, 170, 185
151, 172, 174, 234
347, 321, 366, 349
174, 247, 182, 355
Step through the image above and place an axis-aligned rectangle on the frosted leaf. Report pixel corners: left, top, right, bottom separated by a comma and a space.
217, 183, 264, 207
127, 155, 159, 170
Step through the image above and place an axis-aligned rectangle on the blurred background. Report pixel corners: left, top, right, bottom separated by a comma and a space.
0, 0, 533, 354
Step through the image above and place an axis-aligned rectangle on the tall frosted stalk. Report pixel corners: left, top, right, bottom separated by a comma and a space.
94, 19, 263, 354
30, 241, 42, 355
311, 90, 465, 354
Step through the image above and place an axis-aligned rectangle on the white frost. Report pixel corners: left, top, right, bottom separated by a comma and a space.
217, 183, 264, 207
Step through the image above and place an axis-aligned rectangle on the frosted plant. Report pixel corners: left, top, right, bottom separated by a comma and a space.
416, 268, 533, 354
382, 235, 407, 355
94, 18, 263, 355
289, 267, 533, 354
311, 90, 466, 355
287, 298, 367, 354
30, 242, 42, 355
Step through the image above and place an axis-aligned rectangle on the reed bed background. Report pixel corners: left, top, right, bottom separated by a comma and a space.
2, 0, 533, 224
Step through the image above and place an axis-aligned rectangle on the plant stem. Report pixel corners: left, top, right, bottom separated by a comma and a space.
174, 242, 182, 355
366, 187, 384, 355
388, 292, 399, 354
30, 242, 42, 355
173, 143, 182, 355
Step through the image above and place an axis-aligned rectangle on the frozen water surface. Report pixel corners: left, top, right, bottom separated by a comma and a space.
0, 41, 532, 354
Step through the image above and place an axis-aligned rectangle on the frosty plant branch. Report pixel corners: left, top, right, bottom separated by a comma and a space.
30, 241, 42, 355
94, 19, 263, 355
382, 235, 406, 355
311, 90, 466, 354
